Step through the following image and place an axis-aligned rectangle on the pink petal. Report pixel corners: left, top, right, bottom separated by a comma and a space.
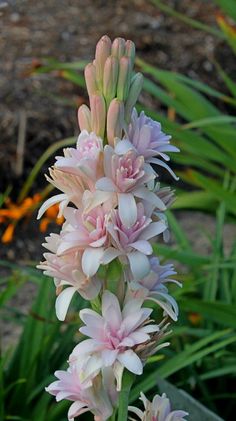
102, 291, 122, 328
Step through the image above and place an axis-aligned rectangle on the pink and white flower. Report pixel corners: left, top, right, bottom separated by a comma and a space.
37, 233, 101, 321
57, 199, 111, 277
55, 130, 104, 183
128, 257, 180, 321
102, 203, 167, 279
94, 145, 165, 227
129, 392, 188, 421
37, 167, 86, 219
115, 109, 179, 180
70, 291, 159, 389
46, 364, 115, 421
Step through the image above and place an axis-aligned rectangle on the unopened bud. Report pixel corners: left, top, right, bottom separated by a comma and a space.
125, 40, 136, 68
78, 104, 91, 132
91, 93, 106, 138
111, 37, 126, 59
103, 56, 119, 106
95, 35, 112, 90
117, 56, 132, 101
107, 99, 124, 146
125, 72, 143, 123
84, 63, 97, 98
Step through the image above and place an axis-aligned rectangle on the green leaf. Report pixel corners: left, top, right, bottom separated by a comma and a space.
149, 0, 224, 38
153, 243, 211, 266
180, 299, 236, 328
181, 115, 236, 130
130, 330, 236, 401
214, 0, 236, 23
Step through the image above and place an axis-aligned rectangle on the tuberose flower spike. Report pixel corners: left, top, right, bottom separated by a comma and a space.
37, 34, 188, 420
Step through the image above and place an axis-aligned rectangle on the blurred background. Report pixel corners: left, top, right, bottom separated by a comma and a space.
0, 1, 236, 420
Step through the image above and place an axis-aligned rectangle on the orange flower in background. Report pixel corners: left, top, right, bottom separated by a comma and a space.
188, 312, 202, 326
39, 204, 64, 233
0, 194, 64, 243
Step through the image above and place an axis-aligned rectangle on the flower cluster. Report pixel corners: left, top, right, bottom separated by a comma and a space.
38, 36, 187, 420
129, 392, 188, 421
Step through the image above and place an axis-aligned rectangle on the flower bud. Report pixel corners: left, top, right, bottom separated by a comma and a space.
95, 35, 112, 90
117, 56, 132, 101
84, 63, 97, 99
125, 40, 136, 68
103, 56, 119, 106
125, 72, 143, 123
107, 99, 124, 146
111, 37, 126, 59
91, 93, 106, 138
77, 104, 91, 132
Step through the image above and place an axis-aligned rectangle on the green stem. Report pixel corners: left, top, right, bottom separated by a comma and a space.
118, 371, 135, 421
17, 137, 76, 203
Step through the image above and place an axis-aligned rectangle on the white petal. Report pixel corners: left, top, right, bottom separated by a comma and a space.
102, 247, 122, 264
118, 193, 137, 228
134, 186, 166, 211
84, 190, 113, 213
96, 177, 117, 192
140, 221, 166, 241
101, 349, 119, 366
71, 339, 97, 357
68, 401, 88, 419
114, 139, 134, 155
128, 406, 144, 419
128, 252, 150, 280
55, 287, 76, 321
149, 157, 179, 180
129, 240, 152, 255
82, 247, 104, 277
117, 350, 143, 375
37, 194, 67, 219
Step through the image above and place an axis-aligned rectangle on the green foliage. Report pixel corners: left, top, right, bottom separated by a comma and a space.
0, 264, 88, 421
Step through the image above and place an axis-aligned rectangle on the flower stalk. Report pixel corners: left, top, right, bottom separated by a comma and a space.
118, 371, 135, 421
37, 35, 188, 421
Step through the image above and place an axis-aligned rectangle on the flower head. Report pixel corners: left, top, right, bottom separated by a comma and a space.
102, 203, 166, 279
55, 130, 103, 182
70, 291, 159, 389
115, 109, 179, 179
46, 364, 115, 421
128, 257, 180, 321
95, 145, 165, 227
37, 233, 101, 321
129, 392, 188, 421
